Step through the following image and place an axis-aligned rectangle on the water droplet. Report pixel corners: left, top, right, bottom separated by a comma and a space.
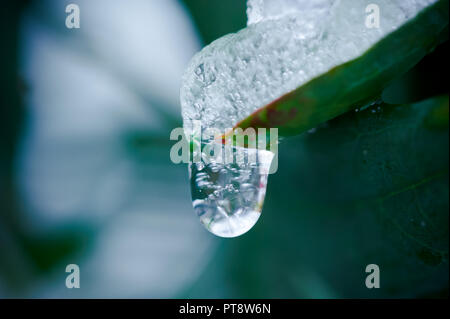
190, 140, 273, 238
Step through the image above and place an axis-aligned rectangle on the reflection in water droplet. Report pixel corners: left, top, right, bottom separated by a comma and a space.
190, 141, 273, 238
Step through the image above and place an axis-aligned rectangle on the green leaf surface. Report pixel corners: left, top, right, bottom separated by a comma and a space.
188, 95, 449, 298
235, 0, 449, 137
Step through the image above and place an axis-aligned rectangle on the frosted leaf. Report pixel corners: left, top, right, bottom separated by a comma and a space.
180, 0, 437, 135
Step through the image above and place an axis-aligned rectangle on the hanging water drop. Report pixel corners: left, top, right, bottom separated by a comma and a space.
189, 140, 274, 238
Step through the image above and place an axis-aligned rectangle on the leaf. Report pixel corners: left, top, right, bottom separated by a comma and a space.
235, 0, 449, 137
188, 95, 449, 298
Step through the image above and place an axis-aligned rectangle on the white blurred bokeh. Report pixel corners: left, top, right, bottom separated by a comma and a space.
16, 0, 216, 298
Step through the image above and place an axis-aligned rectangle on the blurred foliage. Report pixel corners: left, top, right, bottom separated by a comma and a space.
382, 40, 449, 104
180, 0, 247, 45
0, 1, 94, 295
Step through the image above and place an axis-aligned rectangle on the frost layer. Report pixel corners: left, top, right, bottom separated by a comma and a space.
181, 0, 436, 134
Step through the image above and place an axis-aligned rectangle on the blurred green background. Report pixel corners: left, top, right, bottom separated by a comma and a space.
0, 0, 448, 298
